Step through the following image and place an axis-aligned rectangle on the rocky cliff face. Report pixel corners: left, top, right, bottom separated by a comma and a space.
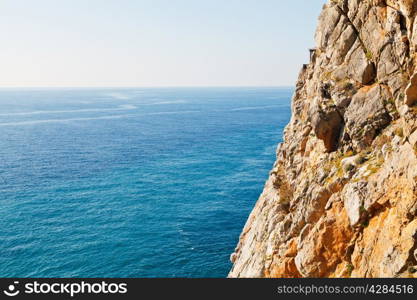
229, 0, 417, 278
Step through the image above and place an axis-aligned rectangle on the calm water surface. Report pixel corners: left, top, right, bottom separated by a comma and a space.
0, 87, 292, 277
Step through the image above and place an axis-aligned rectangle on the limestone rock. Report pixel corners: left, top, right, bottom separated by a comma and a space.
344, 85, 391, 150
405, 72, 417, 106
310, 101, 343, 152
342, 182, 367, 226
229, 0, 417, 278
348, 47, 376, 85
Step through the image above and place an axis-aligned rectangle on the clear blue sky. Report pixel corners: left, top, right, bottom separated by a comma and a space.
0, 0, 327, 87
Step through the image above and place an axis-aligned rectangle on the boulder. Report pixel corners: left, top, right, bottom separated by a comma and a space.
344, 85, 391, 150
310, 102, 343, 152
343, 182, 368, 226
405, 72, 417, 106
348, 46, 376, 85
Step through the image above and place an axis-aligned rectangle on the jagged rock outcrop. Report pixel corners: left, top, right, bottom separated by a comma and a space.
229, 0, 417, 278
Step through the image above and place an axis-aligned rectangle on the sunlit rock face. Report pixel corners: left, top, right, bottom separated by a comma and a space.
229, 0, 417, 278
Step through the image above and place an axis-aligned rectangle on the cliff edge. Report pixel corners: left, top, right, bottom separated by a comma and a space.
229, 0, 417, 278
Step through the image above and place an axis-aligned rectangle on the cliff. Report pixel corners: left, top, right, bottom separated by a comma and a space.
229, 0, 417, 278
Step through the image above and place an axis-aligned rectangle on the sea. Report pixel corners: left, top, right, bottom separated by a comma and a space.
0, 87, 292, 278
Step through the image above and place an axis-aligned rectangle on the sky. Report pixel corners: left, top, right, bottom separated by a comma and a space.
0, 0, 327, 87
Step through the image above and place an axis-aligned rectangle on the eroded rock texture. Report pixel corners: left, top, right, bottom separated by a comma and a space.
229, 0, 417, 278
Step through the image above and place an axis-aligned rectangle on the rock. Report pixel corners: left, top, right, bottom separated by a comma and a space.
348, 46, 376, 85
405, 72, 417, 106
229, 0, 417, 279
399, 104, 409, 116
343, 182, 367, 226
378, 44, 400, 81
315, 4, 342, 50
294, 201, 353, 277
230, 253, 237, 263
344, 85, 391, 150
310, 101, 343, 152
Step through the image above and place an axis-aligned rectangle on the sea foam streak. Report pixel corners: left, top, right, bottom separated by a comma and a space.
0, 111, 201, 126
141, 100, 187, 105
0, 101, 187, 117
0, 115, 132, 126
230, 105, 282, 111
105, 93, 132, 100
0, 105, 137, 117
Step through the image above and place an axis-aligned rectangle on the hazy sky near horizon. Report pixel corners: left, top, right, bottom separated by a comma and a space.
0, 0, 327, 87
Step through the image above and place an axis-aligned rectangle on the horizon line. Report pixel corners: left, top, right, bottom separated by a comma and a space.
0, 85, 295, 90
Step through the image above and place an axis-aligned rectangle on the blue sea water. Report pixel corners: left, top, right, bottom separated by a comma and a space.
0, 87, 292, 278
